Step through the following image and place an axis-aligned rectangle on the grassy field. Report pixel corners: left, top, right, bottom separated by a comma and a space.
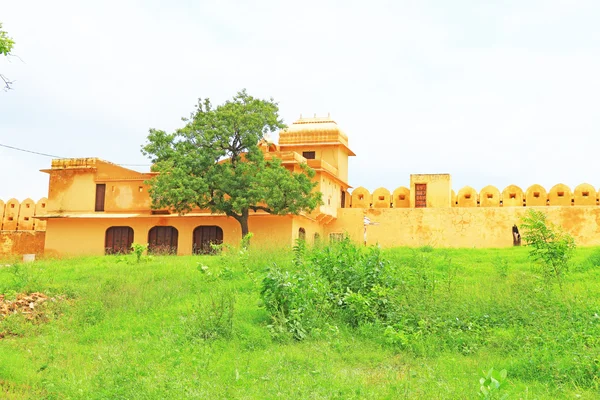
1, 242, 600, 399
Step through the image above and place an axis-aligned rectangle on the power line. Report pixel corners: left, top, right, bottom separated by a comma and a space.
0, 143, 151, 167
0, 143, 64, 158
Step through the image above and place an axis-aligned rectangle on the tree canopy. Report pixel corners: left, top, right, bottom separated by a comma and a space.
0, 22, 15, 90
142, 90, 322, 240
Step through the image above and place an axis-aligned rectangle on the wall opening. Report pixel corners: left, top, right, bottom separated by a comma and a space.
298, 227, 306, 241
399, 194, 406, 200
486, 193, 493, 199
415, 183, 427, 208
95, 184, 106, 212
582, 191, 590, 197
557, 191, 565, 197
105, 226, 134, 255
193, 226, 223, 255
509, 193, 516, 199
464, 193, 471, 199
148, 226, 179, 255
302, 151, 316, 159
378, 196, 385, 201
358, 194, 364, 200
533, 192, 540, 198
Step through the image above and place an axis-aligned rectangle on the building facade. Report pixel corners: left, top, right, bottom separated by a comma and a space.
30, 116, 600, 256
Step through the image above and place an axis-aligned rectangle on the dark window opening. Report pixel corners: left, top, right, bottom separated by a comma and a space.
557, 191, 565, 197
341, 190, 346, 208
358, 194, 364, 200
582, 191, 590, 197
302, 151, 316, 159
464, 193, 471, 199
105, 226, 134, 254
487, 193, 494, 199
533, 192, 540, 198
399, 194, 406, 200
298, 227, 306, 241
314, 233, 320, 244
509, 193, 516, 199
95, 184, 106, 212
148, 226, 179, 255
378, 196, 385, 201
193, 226, 223, 255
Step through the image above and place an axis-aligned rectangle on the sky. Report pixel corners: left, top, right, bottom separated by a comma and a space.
1, 0, 600, 201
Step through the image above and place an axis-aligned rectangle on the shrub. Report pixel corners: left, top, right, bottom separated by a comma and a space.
520, 209, 576, 288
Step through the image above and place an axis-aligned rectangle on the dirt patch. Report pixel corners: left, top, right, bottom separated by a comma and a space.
0, 292, 53, 320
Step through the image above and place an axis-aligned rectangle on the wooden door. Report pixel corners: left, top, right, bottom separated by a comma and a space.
193, 226, 223, 254
415, 184, 427, 208
95, 184, 106, 212
148, 226, 179, 254
105, 226, 134, 254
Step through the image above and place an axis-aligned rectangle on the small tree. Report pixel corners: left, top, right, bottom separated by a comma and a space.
0, 22, 16, 90
520, 209, 576, 288
142, 90, 322, 240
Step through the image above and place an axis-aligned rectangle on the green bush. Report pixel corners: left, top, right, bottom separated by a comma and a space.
520, 209, 576, 288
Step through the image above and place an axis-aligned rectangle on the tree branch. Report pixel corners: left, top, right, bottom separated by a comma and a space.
249, 205, 273, 213
0, 73, 13, 91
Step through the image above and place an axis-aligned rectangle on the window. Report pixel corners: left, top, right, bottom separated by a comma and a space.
329, 233, 344, 242
298, 227, 306, 241
302, 151, 316, 159
415, 184, 427, 208
148, 226, 179, 254
105, 226, 134, 254
95, 184, 106, 212
193, 226, 223, 255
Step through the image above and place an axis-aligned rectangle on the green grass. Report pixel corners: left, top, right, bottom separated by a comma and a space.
1, 245, 600, 399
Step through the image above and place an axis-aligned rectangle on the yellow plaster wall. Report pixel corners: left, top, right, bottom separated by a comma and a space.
44, 214, 294, 256
456, 186, 478, 207
317, 174, 341, 216
574, 183, 597, 206
549, 184, 572, 207
17, 198, 36, 230
392, 187, 410, 208
328, 206, 600, 248
372, 187, 391, 208
502, 185, 524, 207
351, 187, 371, 208
479, 185, 500, 207
410, 174, 451, 208
2, 199, 20, 230
47, 170, 96, 213
103, 181, 152, 212
35, 198, 48, 231
291, 215, 324, 246
525, 184, 547, 207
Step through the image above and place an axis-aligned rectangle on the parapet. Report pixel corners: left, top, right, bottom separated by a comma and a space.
348, 183, 599, 208
0, 198, 48, 231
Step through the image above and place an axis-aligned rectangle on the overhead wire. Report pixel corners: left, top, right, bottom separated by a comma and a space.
0, 143, 151, 167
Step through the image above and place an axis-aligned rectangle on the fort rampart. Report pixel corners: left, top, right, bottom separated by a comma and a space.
0, 198, 47, 256
347, 183, 599, 208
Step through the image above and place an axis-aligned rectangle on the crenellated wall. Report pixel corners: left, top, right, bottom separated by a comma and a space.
0, 198, 48, 230
0, 198, 48, 256
348, 184, 600, 208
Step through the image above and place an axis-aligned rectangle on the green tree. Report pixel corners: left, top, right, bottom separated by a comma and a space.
0, 22, 15, 90
142, 90, 322, 240
520, 209, 576, 288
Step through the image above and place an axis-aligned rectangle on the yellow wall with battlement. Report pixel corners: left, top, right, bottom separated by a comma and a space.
347, 183, 600, 209
326, 206, 600, 248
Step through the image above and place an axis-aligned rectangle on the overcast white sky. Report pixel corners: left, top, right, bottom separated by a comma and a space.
1, 0, 599, 201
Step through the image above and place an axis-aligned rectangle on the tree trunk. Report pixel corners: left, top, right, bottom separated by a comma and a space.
239, 208, 250, 245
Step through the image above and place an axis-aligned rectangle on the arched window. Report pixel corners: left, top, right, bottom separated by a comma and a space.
105, 226, 134, 254
314, 233, 320, 245
148, 226, 179, 254
193, 226, 223, 255
298, 227, 306, 241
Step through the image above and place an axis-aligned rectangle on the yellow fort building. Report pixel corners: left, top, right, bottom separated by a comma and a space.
3, 115, 600, 257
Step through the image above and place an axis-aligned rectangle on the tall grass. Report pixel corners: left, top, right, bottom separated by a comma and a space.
0, 242, 600, 399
